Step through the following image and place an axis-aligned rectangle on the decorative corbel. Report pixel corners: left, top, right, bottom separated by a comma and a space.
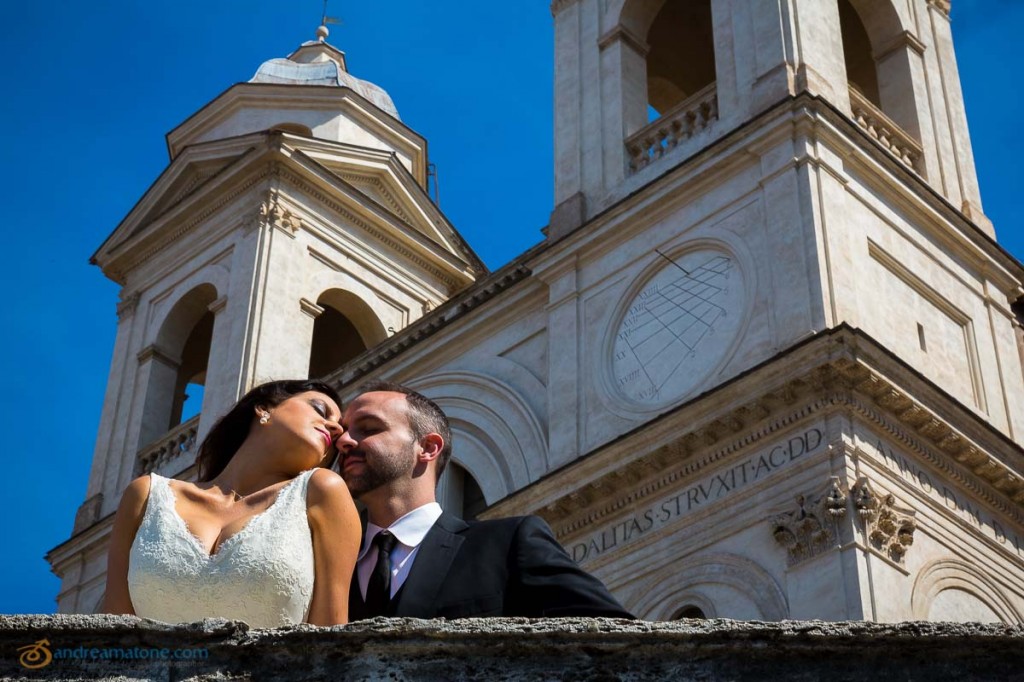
245, 188, 304, 235
771, 476, 848, 565
116, 292, 141, 320
852, 477, 917, 562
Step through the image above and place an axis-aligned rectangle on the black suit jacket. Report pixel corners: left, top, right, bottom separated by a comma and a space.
349, 512, 633, 619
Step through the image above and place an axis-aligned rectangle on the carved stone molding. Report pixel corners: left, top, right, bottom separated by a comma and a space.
114, 166, 271, 280
72, 493, 103, 533
207, 295, 228, 315
116, 292, 141, 320
136, 344, 180, 368
549, 0, 580, 17
299, 297, 325, 319
279, 168, 462, 290
771, 476, 848, 565
926, 0, 951, 17
248, 190, 304, 236
597, 25, 650, 57
875, 30, 927, 60
852, 477, 917, 563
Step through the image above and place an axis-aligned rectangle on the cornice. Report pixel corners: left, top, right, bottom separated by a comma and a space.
104, 163, 273, 283
535, 94, 1024, 288
482, 327, 1024, 535
927, 0, 951, 18
549, 0, 580, 17
337, 172, 414, 224
165, 83, 428, 185
324, 261, 533, 388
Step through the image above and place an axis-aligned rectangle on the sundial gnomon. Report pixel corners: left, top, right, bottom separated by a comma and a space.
612, 252, 741, 404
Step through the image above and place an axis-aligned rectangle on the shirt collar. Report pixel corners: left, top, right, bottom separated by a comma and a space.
359, 502, 443, 560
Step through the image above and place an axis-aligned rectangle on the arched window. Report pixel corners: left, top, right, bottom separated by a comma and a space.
307, 289, 387, 379
308, 306, 367, 378
437, 463, 487, 521
672, 605, 707, 619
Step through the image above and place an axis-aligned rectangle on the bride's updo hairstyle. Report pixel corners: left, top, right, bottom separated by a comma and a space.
195, 379, 342, 482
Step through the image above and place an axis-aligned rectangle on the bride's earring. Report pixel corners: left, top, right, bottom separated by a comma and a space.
259, 412, 270, 425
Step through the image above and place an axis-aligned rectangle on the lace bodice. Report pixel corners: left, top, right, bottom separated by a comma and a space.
128, 469, 317, 628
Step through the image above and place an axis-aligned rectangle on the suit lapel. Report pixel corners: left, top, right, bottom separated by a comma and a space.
393, 512, 467, 617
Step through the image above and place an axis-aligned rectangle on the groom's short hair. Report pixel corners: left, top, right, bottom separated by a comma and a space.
357, 380, 453, 479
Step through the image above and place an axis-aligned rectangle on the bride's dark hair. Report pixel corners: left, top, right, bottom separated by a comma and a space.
195, 379, 342, 482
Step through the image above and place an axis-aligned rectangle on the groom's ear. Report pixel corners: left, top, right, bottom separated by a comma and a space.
416, 433, 444, 464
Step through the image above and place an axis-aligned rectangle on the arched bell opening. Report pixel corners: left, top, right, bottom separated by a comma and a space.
839, 0, 880, 107
171, 310, 213, 426
839, 0, 925, 173
138, 283, 218, 451
307, 289, 387, 379
618, 0, 719, 172
645, 0, 716, 120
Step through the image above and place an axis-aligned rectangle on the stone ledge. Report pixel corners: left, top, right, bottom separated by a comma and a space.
3, 615, 1023, 680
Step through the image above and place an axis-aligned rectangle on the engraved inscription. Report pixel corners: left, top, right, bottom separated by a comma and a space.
570, 427, 823, 563
612, 252, 744, 404
869, 437, 1024, 559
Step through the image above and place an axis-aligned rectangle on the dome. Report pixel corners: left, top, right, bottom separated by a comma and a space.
250, 38, 400, 120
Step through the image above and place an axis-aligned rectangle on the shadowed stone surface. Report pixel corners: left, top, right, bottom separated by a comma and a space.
2, 615, 1023, 680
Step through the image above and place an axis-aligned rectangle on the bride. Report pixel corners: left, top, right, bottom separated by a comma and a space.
103, 380, 361, 627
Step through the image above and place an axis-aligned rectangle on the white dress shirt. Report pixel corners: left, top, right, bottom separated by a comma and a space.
356, 502, 443, 600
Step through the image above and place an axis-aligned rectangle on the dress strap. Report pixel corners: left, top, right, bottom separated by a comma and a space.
146, 473, 170, 507
297, 468, 318, 503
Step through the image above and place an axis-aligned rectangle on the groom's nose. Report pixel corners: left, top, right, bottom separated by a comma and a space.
334, 430, 357, 452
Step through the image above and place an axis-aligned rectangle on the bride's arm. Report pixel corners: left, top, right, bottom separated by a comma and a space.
306, 468, 362, 626
102, 476, 150, 615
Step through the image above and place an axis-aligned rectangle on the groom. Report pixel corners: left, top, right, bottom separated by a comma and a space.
335, 381, 633, 619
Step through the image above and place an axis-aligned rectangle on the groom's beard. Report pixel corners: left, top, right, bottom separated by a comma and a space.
341, 441, 415, 498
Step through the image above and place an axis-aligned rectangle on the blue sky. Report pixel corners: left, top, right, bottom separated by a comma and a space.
0, 2, 1021, 614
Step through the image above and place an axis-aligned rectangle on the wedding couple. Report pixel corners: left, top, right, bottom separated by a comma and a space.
104, 379, 632, 626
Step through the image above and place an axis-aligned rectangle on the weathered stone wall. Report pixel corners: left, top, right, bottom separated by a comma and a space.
2, 615, 1022, 681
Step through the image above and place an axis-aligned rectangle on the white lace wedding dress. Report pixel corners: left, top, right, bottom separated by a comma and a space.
127, 468, 317, 628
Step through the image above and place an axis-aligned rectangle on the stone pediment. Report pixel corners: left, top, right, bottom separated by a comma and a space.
92, 131, 484, 285
131, 154, 248, 236
306, 148, 475, 262
483, 326, 1024, 549
164, 83, 428, 185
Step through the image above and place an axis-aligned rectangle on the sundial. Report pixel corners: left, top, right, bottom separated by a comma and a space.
611, 248, 745, 405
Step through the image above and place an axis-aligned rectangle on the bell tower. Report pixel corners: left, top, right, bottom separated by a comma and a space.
549, 0, 990, 238
484, 0, 1024, 622
47, 25, 483, 613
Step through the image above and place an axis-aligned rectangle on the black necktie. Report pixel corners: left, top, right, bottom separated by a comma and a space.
364, 531, 398, 617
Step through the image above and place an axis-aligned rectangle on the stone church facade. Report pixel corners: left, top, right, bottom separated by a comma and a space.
49, 0, 1024, 623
